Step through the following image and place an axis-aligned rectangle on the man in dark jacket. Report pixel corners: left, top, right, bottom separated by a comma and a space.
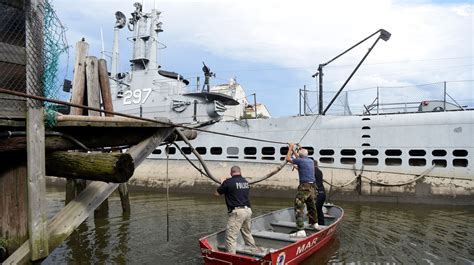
215, 166, 256, 254
314, 160, 326, 227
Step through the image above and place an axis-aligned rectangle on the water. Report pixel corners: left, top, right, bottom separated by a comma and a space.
43, 186, 474, 264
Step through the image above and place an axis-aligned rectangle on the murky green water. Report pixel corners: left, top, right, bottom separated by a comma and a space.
42, 186, 473, 264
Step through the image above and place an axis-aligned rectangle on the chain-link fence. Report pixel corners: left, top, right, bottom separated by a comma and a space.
0, 0, 67, 123
300, 80, 473, 116
0, 1, 27, 118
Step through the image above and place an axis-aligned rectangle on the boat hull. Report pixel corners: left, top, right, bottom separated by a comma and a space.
199, 206, 343, 264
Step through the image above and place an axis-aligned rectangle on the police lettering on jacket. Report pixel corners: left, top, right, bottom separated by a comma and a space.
236, 182, 249, 189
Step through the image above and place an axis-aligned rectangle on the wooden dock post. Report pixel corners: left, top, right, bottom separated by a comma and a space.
66, 39, 89, 205
70, 39, 89, 116
86, 55, 109, 217
25, 0, 48, 260
0, 157, 28, 257
99, 58, 131, 213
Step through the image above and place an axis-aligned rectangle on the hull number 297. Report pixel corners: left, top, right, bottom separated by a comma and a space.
123, 88, 152, 105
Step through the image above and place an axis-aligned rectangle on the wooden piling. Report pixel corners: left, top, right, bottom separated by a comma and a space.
0, 157, 28, 255
26, 0, 48, 259
99, 58, 131, 213
98, 59, 113, 117
85, 56, 101, 116
70, 40, 89, 116
66, 39, 89, 205
87, 55, 109, 216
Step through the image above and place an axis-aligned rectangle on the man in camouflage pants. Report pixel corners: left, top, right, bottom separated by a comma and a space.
286, 143, 317, 237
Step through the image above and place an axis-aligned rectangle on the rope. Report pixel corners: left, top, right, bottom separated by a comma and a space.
323, 165, 436, 188
361, 165, 435, 186
174, 129, 290, 185
174, 129, 220, 184
165, 144, 170, 242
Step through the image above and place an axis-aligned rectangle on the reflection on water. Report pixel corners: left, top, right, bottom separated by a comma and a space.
43, 186, 474, 264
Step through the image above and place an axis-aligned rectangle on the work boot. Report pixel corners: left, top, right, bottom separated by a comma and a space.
290, 230, 306, 237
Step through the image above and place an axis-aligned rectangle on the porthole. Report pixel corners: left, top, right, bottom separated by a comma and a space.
320, 157, 334, 164
362, 126, 371, 130
196, 147, 206, 155
363, 149, 379, 156
320, 149, 334, 156
362, 135, 371, 138
262, 157, 275, 161
166, 147, 176, 155
181, 147, 192, 155
227, 147, 239, 155
453, 159, 468, 167
363, 158, 378, 165
409, 150, 426, 157
262, 147, 275, 155
409, 158, 426, 166
453, 150, 468, 157
210, 147, 222, 155
341, 149, 356, 156
341, 157, 356, 164
244, 156, 256, 160
152, 149, 162, 155
244, 147, 257, 155
432, 150, 447, 157
280, 147, 289, 155
385, 158, 402, 166
432, 160, 447, 167
385, 149, 402, 156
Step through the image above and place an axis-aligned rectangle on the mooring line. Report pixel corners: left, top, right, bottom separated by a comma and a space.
166, 144, 170, 242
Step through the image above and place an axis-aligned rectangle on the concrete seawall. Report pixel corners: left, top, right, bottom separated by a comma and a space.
44, 159, 473, 205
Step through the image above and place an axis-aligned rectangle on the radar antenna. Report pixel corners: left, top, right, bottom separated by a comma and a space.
115, 11, 126, 29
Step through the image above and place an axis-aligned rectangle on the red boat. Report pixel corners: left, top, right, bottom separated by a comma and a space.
199, 204, 344, 264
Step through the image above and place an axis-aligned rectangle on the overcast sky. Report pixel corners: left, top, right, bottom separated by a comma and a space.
53, 0, 473, 116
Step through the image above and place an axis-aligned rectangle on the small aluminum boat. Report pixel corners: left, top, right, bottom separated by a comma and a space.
199, 204, 344, 264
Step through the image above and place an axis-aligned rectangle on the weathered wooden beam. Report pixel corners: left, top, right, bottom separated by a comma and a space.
128, 128, 174, 167
85, 56, 101, 116
55, 115, 168, 127
0, 128, 160, 153
98, 59, 113, 117
3, 181, 119, 265
69, 40, 89, 115
165, 128, 198, 142
87, 56, 108, 215
97, 60, 131, 212
26, 0, 48, 259
118, 183, 131, 213
26, 108, 49, 260
45, 151, 134, 183
3, 128, 174, 264
0, 159, 28, 255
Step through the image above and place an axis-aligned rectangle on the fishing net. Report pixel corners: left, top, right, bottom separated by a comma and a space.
43, 0, 69, 127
